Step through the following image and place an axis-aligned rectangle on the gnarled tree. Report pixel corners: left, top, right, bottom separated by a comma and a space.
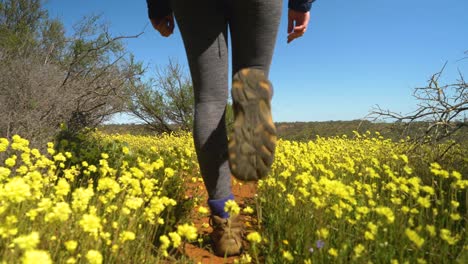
369, 57, 467, 145
125, 60, 194, 133
0, 0, 144, 146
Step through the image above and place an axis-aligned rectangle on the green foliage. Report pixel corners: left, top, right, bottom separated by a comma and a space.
54, 127, 125, 188
126, 60, 195, 133
0, 0, 67, 61
226, 100, 235, 133
0, 0, 145, 147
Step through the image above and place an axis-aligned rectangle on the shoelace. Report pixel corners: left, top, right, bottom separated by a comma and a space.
209, 217, 236, 237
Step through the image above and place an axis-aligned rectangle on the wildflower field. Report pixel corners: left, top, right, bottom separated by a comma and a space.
0, 131, 466, 263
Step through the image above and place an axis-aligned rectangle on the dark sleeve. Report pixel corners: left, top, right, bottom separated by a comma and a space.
146, 0, 172, 20
288, 0, 316, 12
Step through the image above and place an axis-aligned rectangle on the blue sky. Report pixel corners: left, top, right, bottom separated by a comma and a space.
45, 0, 468, 122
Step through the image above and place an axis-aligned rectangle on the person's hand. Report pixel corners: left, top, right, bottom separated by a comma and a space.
287, 9, 310, 43
150, 15, 175, 37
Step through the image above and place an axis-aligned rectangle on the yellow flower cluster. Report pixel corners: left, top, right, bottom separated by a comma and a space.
1, 131, 465, 263
247, 231, 262, 244
224, 199, 241, 216
0, 133, 199, 263
256, 131, 466, 263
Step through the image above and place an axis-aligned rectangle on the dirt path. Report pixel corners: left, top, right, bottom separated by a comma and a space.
183, 178, 258, 264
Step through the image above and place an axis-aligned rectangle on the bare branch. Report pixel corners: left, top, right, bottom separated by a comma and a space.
369, 60, 467, 144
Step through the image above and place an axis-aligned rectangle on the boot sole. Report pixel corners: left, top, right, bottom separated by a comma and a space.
229, 68, 277, 181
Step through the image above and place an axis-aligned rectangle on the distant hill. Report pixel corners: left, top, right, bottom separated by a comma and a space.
99, 120, 467, 142
276, 120, 467, 142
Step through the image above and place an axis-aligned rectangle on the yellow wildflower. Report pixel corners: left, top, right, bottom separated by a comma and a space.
177, 223, 197, 241
317, 228, 329, 239
328, 248, 338, 257
283, 250, 294, 262
450, 213, 461, 221
159, 235, 171, 250
417, 196, 431, 208
365, 231, 375, 241
375, 207, 395, 223
440, 229, 459, 245
224, 200, 240, 216
71, 187, 94, 212
16, 165, 28, 175
55, 178, 70, 197
124, 196, 144, 210
353, 244, 365, 258
242, 206, 254, 214
164, 167, 175, 177
66, 257, 77, 264
79, 213, 102, 238
5, 156, 16, 167
451, 171, 461, 180
86, 250, 103, 264
246, 232, 262, 244
198, 206, 209, 215
2, 177, 31, 203
22, 250, 52, 264
0, 166, 11, 180
45, 202, 72, 222
235, 253, 252, 264
0, 138, 9, 152
405, 228, 424, 248
417, 258, 427, 264
13, 232, 40, 250
122, 146, 129, 154
169, 232, 182, 248
287, 194, 296, 207
119, 231, 136, 243
426, 225, 436, 237
65, 240, 78, 252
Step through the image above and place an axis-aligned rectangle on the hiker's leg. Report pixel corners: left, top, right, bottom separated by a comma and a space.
172, 0, 232, 204
226, 0, 282, 180
229, 0, 282, 76
172, 1, 242, 256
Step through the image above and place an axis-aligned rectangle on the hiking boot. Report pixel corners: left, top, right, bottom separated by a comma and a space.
210, 215, 243, 257
229, 68, 277, 181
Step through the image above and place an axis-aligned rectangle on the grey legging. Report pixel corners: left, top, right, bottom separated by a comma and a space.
171, 0, 282, 200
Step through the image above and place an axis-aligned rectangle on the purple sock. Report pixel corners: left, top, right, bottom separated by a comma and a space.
208, 194, 235, 219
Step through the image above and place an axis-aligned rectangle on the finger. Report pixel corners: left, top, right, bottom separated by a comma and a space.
289, 31, 304, 39
287, 34, 296, 44
150, 19, 160, 31
293, 24, 307, 33
167, 16, 175, 34
288, 18, 294, 33
304, 12, 311, 27
157, 26, 169, 37
287, 31, 304, 43
288, 21, 293, 34
294, 12, 310, 28
162, 28, 171, 37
